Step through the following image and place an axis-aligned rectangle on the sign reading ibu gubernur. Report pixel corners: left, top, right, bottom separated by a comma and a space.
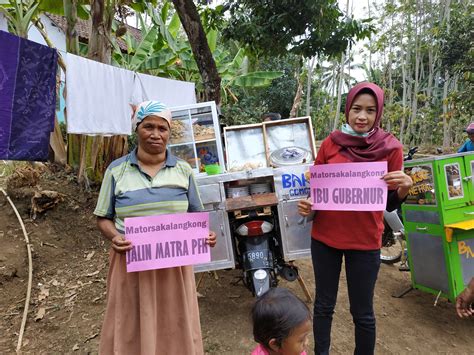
310, 162, 388, 211
124, 212, 210, 272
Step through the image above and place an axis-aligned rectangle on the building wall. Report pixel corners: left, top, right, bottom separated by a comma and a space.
0, 12, 8, 32
29, 14, 67, 53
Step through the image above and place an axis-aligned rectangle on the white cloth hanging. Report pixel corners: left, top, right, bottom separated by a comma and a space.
66, 53, 135, 135
131, 72, 196, 108
66, 54, 197, 135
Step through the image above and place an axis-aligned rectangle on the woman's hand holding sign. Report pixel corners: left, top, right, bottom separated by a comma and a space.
112, 234, 132, 253
207, 231, 217, 248
298, 199, 313, 217
111, 231, 215, 253
382, 170, 413, 199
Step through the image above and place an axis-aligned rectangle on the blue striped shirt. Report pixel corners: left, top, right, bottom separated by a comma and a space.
94, 148, 203, 233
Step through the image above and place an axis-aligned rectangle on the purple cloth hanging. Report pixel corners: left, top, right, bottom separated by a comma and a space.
0, 30, 58, 161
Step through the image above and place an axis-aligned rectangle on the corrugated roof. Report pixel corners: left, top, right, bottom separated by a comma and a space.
45, 13, 142, 52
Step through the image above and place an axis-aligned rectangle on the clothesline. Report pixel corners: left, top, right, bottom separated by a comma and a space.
66, 53, 196, 136
0, 30, 197, 162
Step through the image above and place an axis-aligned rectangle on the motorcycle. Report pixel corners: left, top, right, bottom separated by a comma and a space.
380, 146, 418, 265
233, 211, 299, 297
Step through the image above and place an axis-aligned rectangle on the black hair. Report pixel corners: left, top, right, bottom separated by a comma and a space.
355, 87, 377, 100
252, 287, 311, 350
261, 112, 282, 121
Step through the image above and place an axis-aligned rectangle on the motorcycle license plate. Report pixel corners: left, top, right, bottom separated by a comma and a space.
244, 249, 271, 269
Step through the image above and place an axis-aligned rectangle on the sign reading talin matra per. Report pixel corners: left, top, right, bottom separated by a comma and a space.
124, 212, 210, 272
310, 162, 388, 211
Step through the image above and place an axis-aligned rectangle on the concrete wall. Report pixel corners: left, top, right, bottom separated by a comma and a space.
0, 12, 8, 32
29, 14, 67, 54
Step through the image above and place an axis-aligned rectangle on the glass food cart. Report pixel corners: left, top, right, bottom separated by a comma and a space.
168, 102, 316, 296
402, 152, 474, 302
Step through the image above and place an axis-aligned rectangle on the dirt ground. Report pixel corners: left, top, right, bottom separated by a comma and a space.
0, 165, 472, 354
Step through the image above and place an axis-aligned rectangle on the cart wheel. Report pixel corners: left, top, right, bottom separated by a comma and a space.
380, 228, 402, 264
281, 265, 298, 282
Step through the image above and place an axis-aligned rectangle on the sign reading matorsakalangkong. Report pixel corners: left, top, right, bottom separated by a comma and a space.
124, 212, 210, 272
310, 161, 388, 211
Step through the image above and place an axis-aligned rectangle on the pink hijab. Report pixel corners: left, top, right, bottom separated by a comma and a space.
330, 82, 402, 162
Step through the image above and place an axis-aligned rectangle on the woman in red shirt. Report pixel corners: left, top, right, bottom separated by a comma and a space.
298, 82, 413, 355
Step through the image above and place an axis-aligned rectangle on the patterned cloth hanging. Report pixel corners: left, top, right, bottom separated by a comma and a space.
0, 30, 58, 161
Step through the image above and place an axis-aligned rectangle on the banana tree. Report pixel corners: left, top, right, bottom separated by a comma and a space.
112, 3, 180, 72
110, 4, 283, 104
0, 0, 39, 38
218, 47, 283, 104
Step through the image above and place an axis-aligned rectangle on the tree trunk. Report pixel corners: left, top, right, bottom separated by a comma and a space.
386, 6, 394, 133
290, 68, 304, 118
399, 10, 412, 145
88, 0, 113, 64
442, 71, 450, 149
333, 60, 344, 131
408, 4, 421, 145
63, 0, 79, 54
33, 18, 67, 165
305, 57, 316, 116
333, 0, 350, 131
62, 0, 82, 169
172, 0, 221, 104
442, 0, 452, 149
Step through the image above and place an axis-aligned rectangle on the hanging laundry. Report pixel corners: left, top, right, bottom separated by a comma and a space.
66, 53, 135, 135
0, 30, 58, 161
131, 72, 196, 108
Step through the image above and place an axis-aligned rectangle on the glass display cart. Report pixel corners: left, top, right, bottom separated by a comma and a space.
165, 110, 317, 298
402, 152, 474, 302
168, 101, 224, 175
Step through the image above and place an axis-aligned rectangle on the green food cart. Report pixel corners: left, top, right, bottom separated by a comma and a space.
402, 152, 474, 302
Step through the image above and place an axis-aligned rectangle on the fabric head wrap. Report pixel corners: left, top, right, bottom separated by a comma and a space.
329, 82, 403, 162
466, 122, 474, 134
132, 100, 172, 131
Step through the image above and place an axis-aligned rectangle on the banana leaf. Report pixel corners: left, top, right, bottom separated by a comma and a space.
168, 12, 180, 39
149, 3, 177, 53
140, 50, 177, 71
129, 26, 158, 70
232, 71, 284, 87
229, 48, 245, 70
206, 28, 217, 53
38, 0, 89, 20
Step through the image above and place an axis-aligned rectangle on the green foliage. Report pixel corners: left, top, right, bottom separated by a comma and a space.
220, 93, 263, 126
117, 26, 159, 71
0, 0, 89, 38
220, 53, 300, 126
439, 3, 473, 120
439, 4, 473, 76
0, 0, 39, 37
109, 2, 283, 105
311, 103, 336, 140
38, 0, 89, 19
222, 0, 374, 58
232, 71, 284, 88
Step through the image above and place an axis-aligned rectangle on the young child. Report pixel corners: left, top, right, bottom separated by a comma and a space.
251, 288, 311, 355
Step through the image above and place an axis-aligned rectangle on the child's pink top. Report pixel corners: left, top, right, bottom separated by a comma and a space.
251, 344, 307, 355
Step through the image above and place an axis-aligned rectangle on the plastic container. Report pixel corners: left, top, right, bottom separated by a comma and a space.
204, 164, 221, 175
